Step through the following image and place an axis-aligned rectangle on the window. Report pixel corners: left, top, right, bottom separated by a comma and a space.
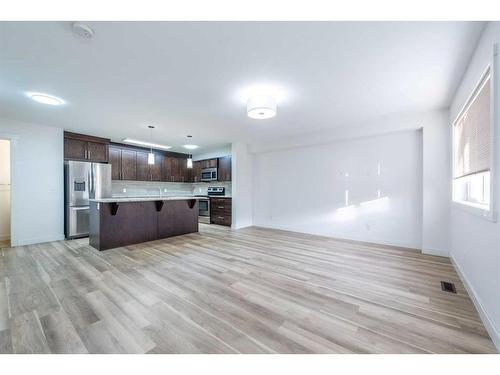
453, 70, 492, 211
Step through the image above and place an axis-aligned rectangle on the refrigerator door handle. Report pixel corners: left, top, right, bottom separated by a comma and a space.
89, 165, 94, 199
72, 206, 90, 210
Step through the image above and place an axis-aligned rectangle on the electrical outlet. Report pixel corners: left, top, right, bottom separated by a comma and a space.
122, 188, 126, 193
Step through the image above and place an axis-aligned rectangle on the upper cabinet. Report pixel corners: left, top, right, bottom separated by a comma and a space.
190, 156, 232, 182
64, 132, 109, 163
217, 156, 231, 181
65, 131, 231, 183
109, 146, 122, 180
121, 148, 138, 180
192, 161, 202, 182
150, 153, 164, 181
109, 145, 138, 181
163, 156, 190, 182
199, 159, 218, 169
109, 143, 191, 182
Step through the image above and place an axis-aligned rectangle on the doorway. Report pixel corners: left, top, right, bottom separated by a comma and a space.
0, 139, 11, 248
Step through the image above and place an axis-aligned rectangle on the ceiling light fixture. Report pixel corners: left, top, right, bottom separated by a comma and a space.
183, 135, 199, 150
187, 155, 193, 169
122, 138, 171, 150
247, 95, 277, 119
28, 93, 65, 106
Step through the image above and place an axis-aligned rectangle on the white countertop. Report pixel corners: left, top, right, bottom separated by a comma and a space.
90, 196, 203, 203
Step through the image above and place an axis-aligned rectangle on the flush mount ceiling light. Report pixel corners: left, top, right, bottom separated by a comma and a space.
183, 135, 199, 150
28, 93, 65, 106
247, 95, 277, 119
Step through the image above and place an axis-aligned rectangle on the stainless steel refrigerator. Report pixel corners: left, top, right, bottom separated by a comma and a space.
64, 161, 112, 239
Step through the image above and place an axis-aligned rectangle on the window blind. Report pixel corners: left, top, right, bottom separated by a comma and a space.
454, 75, 491, 179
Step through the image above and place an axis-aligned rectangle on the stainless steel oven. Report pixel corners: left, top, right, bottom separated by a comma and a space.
197, 197, 210, 224
201, 168, 217, 182
198, 198, 210, 217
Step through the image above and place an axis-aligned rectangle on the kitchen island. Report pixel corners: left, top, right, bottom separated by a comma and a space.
89, 196, 200, 250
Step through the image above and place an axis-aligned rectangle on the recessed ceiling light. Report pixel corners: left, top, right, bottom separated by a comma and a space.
123, 138, 171, 150
247, 95, 277, 119
28, 93, 65, 106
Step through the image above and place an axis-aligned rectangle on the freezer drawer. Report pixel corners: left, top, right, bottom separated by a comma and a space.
67, 206, 90, 238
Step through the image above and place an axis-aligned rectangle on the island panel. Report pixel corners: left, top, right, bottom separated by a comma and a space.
90, 199, 199, 251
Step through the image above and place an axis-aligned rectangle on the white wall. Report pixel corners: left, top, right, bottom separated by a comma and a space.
231, 142, 253, 229
193, 145, 232, 161
422, 111, 451, 256
0, 140, 10, 241
251, 109, 450, 254
253, 130, 423, 249
449, 22, 500, 351
0, 118, 64, 246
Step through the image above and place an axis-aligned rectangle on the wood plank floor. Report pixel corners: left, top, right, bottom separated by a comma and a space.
0, 224, 496, 353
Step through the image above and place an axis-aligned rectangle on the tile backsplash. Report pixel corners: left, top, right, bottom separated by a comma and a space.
112, 180, 232, 197
192, 181, 232, 196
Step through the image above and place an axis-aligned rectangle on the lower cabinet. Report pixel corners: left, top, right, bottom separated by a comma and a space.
210, 197, 232, 226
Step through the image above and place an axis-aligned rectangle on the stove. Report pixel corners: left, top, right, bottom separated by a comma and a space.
207, 187, 225, 196
197, 187, 225, 224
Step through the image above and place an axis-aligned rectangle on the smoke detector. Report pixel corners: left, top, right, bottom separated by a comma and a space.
72, 22, 94, 39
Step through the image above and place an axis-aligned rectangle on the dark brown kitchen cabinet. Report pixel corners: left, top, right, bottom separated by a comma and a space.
192, 161, 202, 182
199, 158, 217, 169
109, 146, 122, 180
64, 132, 109, 163
86, 141, 108, 163
163, 156, 190, 182
109, 146, 138, 181
162, 157, 173, 182
136, 151, 150, 181
64, 138, 88, 160
150, 154, 163, 181
217, 156, 231, 181
210, 197, 232, 226
121, 149, 137, 180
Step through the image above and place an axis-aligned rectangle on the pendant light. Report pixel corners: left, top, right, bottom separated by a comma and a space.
147, 125, 155, 165
186, 135, 193, 169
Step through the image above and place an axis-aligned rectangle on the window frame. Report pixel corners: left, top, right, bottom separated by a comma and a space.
451, 64, 496, 222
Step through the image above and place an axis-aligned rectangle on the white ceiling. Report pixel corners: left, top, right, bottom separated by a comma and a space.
0, 21, 485, 154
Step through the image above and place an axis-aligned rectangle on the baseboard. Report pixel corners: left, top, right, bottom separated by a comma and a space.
11, 234, 65, 247
252, 222, 422, 253
450, 255, 500, 353
422, 247, 449, 257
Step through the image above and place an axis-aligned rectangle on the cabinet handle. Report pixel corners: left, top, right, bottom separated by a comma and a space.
218, 206, 224, 209
88, 150, 91, 159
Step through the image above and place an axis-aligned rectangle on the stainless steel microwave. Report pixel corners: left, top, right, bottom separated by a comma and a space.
201, 168, 217, 182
